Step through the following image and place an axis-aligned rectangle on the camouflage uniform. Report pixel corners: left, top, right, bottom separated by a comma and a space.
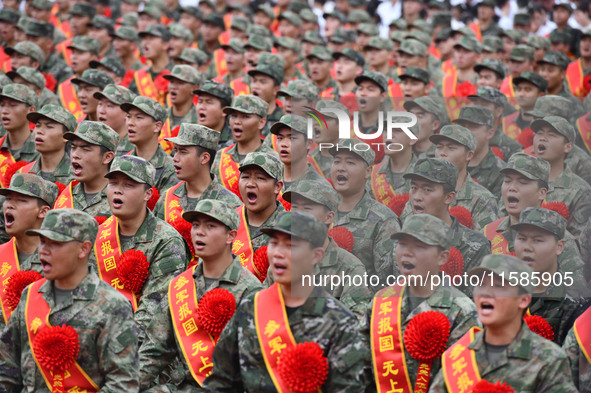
306, 100, 347, 177
63, 121, 121, 217
139, 200, 263, 392
194, 81, 234, 147
5, 42, 45, 72
163, 65, 202, 128
0, 209, 139, 392
112, 26, 144, 71
430, 254, 579, 393
0, 84, 40, 163
128, 25, 174, 93
579, 220, 591, 281
331, 140, 400, 288
563, 309, 591, 393
204, 212, 370, 392
93, 84, 137, 157
89, 155, 188, 339
306, 46, 340, 98
7, 66, 59, 107
363, 215, 480, 391
121, 96, 179, 192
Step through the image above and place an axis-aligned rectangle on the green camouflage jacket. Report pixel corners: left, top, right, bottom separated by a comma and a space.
41, 51, 73, 84
490, 129, 522, 161
26, 153, 75, 185
562, 313, 591, 393
453, 176, 500, 231
129, 146, 179, 192
467, 148, 506, 198
167, 104, 199, 128
71, 182, 112, 218
38, 88, 60, 107
0, 131, 39, 163
308, 148, 333, 179
367, 155, 418, 198
565, 145, 591, 186
116, 134, 135, 157
211, 141, 277, 179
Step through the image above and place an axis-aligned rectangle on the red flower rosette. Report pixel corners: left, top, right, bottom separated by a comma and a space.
117, 249, 150, 293
388, 193, 409, 217
147, 186, 159, 211
491, 146, 504, 161
54, 182, 67, 195
541, 201, 570, 221
404, 311, 451, 391
328, 227, 354, 252
196, 288, 236, 337
277, 341, 329, 393
5, 270, 42, 310
583, 75, 591, 96
2, 161, 29, 187
94, 216, 108, 225
456, 81, 477, 97
440, 247, 464, 281
253, 246, 269, 282
170, 217, 196, 257
449, 206, 472, 229
472, 379, 515, 393
516, 128, 534, 148
524, 314, 555, 341
32, 324, 80, 373
280, 198, 291, 211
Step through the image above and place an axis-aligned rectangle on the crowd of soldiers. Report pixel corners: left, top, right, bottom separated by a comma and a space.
0, 0, 591, 391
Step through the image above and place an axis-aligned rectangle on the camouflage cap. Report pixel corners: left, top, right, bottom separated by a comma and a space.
549, 29, 570, 44
306, 46, 333, 62
283, 179, 340, 213
329, 139, 375, 166
27, 104, 77, 132
175, 48, 209, 66
526, 35, 551, 50
333, 48, 365, 66
182, 200, 239, 230
410, 19, 432, 34
358, 23, 379, 36
89, 15, 114, 34
399, 66, 430, 84
27, 209, 99, 244
429, 0, 448, 9
430, 124, 477, 151
67, 35, 101, 55
248, 52, 285, 85
69, 2, 96, 17
330, 29, 357, 44
468, 86, 506, 107
139, 5, 163, 20
24, 20, 54, 37
270, 114, 307, 136
0, 8, 20, 24
122, 0, 142, 5
222, 38, 246, 54
469, 254, 535, 293
7, 66, 45, 90
513, 71, 548, 92
454, 35, 482, 53
403, 96, 449, 125
525, 96, 570, 119
93, 84, 137, 106
71, 69, 114, 89
0, 74, 10, 89
474, 59, 506, 79
244, 34, 273, 51
537, 51, 570, 70
194, 80, 234, 105
112, 26, 139, 42
120, 12, 139, 27
247, 24, 272, 38
275, 36, 300, 53
277, 79, 318, 101
406, 30, 432, 47
168, 22, 194, 42
391, 214, 452, 248
509, 44, 534, 62
239, 151, 284, 181
316, 100, 350, 119
512, 207, 566, 239
435, 28, 452, 42
89, 56, 126, 77
165, 123, 219, 150
106, 155, 156, 186
64, 121, 120, 151
5, 41, 45, 65
299, 8, 318, 24
323, 9, 347, 23
121, 96, 166, 123
181, 6, 203, 19
16, 16, 33, 32
501, 29, 525, 43
261, 211, 327, 248
364, 36, 394, 51
0, 83, 37, 107
482, 36, 503, 52
348, 9, 372, 24
514, 13, 531, 26
0, 173, 59, 206
453, 105, 494, 127
223, 94, 269, 118
278, 11, 302, 27
302, 30, 324, 45
164, 64, 203, 85
139, 24, 171, 41
227, 3, 252, 16
256, 4, 275, 20
432, 11, 452, 27
531, 115, 576, 143
500, 153, 550, 185
354, 70, 388, 92
403, 157, 458, 189
397, 39, 427, 56
390, 18, 408, 30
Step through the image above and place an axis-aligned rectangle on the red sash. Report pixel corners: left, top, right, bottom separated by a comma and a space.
58, 76, 83, 120
442, 72, 465, 121
134, 66, 160, 103
429, 43, 441, 59
254, 283, 321, 392
0, 135, 17, 187
576, 113, 591, 155
169, 265, 216, 385
501, 111, 521, 140
164, 181, 185, 224
500, 76, 515, 98
25, 279, 99, 393
442, 59, 456, 76
159, 118, 175, 155
483, 218, 510, 255
56, 39, 72, 67
574, 307, 591, 366
371, 160, 397, 208
232, 206, 261, 278
213, 48, 228, 79
230, 77, 251, 96
370, 285, 413, 393
53, 181, 75, 210
388, 83, 405, 111
319, 86, 336, 100
468, 22, 482, 42
0, 239, 20, 323
442, 327, 483, 393
94, 216, 140, 310
218, 145, 240, 192
566, 59, 586, 98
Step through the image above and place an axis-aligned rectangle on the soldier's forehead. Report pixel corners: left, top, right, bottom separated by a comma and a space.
503, 170, 535, 181
515, 225, 552, 236
334, 150, 365, 161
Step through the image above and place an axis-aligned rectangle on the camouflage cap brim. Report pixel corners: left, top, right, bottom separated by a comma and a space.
499, 166, 547, 187
164, 136, 194, 146
429, 133, 471, 150
390, 230, 441, 246
238, 163, 276, 179
104, 169, 148, 185
354, 75, 386, 92
63, 131, 101, 146
402, 172, 447, 185
162, 73, 196, 85
71, 76, 100, 87
26, 228, 75, 242
26, 111, 64, 127
120, 102, 156, 120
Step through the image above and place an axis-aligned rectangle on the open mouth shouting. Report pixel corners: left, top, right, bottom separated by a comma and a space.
272, 260, 287, 276
334, 173, 348, 186
399, 260, 416, 274
194, 239, 206, 252
506, 195, 520, 210
111, 197, 124, 210
536, 143, 547, 156
478, 300, 495, 317
71, 161, 83, 177
245, 190, 258, 205
412, 203, 424, 214
40, 257, 52, 274
4, 211, 15, 229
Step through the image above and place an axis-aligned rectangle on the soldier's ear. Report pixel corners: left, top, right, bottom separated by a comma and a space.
563, 141, 573, 155
37, 205, 50, 220
311, 246, 325, 266
78, 240, 93, 260
437, 249, 449, 267
144, 186, 153, 202
518, 293, 532, 312
226, 229, 237, 245
556, 239, 565, 256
